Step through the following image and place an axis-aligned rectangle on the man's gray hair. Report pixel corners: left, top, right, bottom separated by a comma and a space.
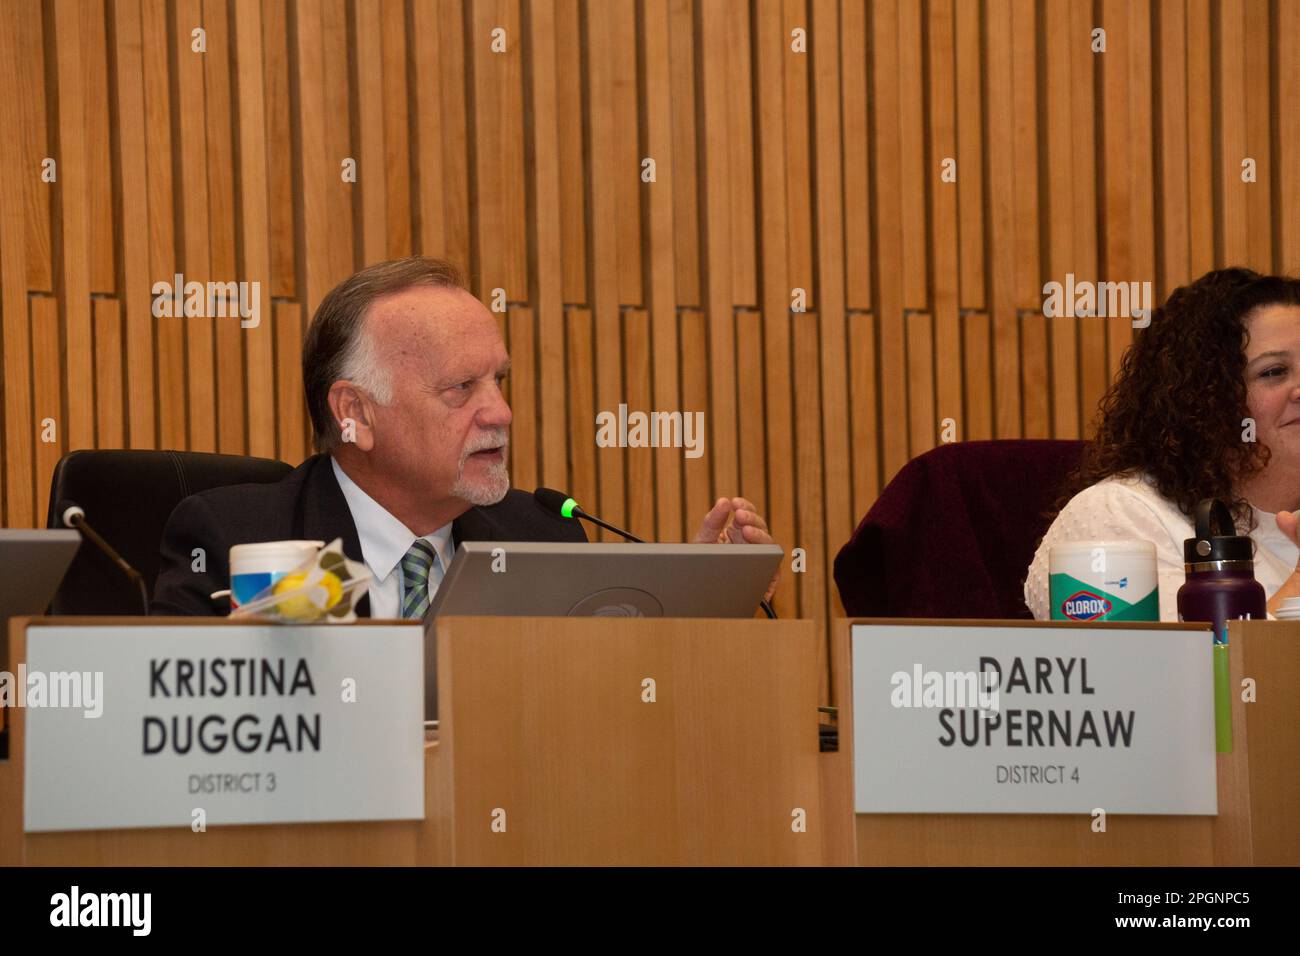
302, 256, 466, 452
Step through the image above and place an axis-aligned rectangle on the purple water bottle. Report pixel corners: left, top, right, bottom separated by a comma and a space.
1177, 498, 1266, 644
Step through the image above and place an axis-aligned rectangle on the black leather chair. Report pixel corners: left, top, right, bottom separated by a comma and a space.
44, 450, 294, 615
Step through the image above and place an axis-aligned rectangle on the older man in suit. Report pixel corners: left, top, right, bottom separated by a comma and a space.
151, 256, 778, 619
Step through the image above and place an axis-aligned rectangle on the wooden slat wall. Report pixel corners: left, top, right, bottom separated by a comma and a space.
2, 0, 1298, 661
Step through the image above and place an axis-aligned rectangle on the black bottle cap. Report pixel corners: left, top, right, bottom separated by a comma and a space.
1183, 497, 1255, 563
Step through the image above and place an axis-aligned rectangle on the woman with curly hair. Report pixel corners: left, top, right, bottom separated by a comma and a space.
1025, 268, 1300, 621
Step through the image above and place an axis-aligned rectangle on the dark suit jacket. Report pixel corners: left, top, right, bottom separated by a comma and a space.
151, 453, 587, 616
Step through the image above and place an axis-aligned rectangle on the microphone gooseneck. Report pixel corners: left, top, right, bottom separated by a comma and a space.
60, 500, 150, 616
533, 487, 777, 619
534, 488, 646, 542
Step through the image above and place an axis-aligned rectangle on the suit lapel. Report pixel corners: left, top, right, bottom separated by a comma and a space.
291, 454, 372, 618
452, 506, 500, 546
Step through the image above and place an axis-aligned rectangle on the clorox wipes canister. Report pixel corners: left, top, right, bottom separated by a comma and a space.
1048, 540, 1158, 621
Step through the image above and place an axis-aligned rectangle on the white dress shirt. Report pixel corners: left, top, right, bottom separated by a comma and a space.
1025, 472, 1299, 622
331, 456, 455, 620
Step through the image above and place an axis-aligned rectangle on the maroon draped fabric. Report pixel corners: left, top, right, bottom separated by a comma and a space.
833, 439, 1087, 619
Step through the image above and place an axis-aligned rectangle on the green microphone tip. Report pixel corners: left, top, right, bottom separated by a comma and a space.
561, 497, 579, 519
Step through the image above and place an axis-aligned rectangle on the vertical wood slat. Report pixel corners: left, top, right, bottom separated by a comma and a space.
274, 301, 306, 464
810, 0, 850, 634
291, 0, 330, 331
109, 0, 156, 450
173, 0, 216, 451
263, 0, 296, 298
846, 310, 879, 549
1218, 0, 1249, 266
1185, 0, 1215, 278
612, 0, 644, 307
642, 0, 683, 543
83, 0, 117, 295
205, 0, 246, 456
92, 297, 124, 448
352, 0, 387, 267
735, 307, 766, 511
555, 0, 587, 304
142, 0, 185, 451
1158, 0, 1191, 297
0, 1, 34, 525
963, 311, 993, 440
525, 0, 569, 493
410, 0, 446, 260
16, 2, 52, 293
1242, 0, 1272, 273
1011, 0, 1041, 310
507, 305, 538, 493
565, 306, 597, 521
897, 0, 927, 310
320, 0, 354, 283
32, 298, 64, 525
840, 0, 871, 312
791, 308, 828, 630
906, 312, 936, 454
954, 0, 985, 311
436, 0, 471, 277
1070, 0, 1103, 438
1115, 0, 1152, 382
623, 308, 654, 537
50, 0, 96, 451
679, 307, 709, 547
1043, 0, 1079, 440
927, 0, 961, 445
381, 0, 412, 260
753, 0, 796, 616
782, 0, 815, 621
782, 0, 813, 314
667, 0, 699, 308
724, 0, 755, 310
469, 0, 527, 296
985, 0, 1022, 440
587, 0, 627, 536
842, 2, 880, 539
870, 0, 908, 480
698, 0, 745, 509
1282, 0, 1300, 273
232, 0, 276, 459
1100, 0, 1134, 404
1010, 0, 1046, 437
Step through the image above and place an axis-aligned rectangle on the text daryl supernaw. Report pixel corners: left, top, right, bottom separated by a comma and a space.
937, 656, 1136, 748
142, 657, 322, 755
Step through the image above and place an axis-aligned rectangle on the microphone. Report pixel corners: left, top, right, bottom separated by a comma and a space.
534, 487, 777, 619
533, 488, 646, 543
60, 501, 150, 616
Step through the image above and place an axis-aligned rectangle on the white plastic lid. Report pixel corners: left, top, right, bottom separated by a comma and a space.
229, 540, 324, 561
1048, 539, 1156, 557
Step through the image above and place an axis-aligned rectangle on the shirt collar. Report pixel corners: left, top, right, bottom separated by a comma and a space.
330, 456, 455, 581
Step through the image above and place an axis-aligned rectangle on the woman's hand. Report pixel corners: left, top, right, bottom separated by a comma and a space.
1268, 510, 1300, 616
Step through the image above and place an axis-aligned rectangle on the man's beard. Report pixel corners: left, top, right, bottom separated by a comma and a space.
451, 433, 511, 506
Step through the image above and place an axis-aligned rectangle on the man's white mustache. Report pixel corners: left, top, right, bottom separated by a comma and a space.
461, 434, 510, 460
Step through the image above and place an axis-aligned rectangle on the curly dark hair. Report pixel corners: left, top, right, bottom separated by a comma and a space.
1052, 268, 1300, 533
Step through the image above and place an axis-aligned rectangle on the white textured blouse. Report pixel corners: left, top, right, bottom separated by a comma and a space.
1024, 473, 1299, 622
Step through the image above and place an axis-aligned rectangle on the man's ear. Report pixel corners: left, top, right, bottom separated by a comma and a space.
326, 381, 376, 452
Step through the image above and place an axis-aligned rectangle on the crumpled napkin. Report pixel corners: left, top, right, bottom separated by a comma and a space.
229, 537, 372, 623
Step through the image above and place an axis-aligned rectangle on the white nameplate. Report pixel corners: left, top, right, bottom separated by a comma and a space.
851, 623, 1216, 815
21, 623, 425, 832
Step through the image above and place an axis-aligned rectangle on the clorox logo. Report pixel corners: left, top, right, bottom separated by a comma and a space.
1061, 590, 1111, 621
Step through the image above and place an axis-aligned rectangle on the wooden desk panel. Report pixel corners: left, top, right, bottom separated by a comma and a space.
3, 615, 825, 865
829, 619, 1300, 866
